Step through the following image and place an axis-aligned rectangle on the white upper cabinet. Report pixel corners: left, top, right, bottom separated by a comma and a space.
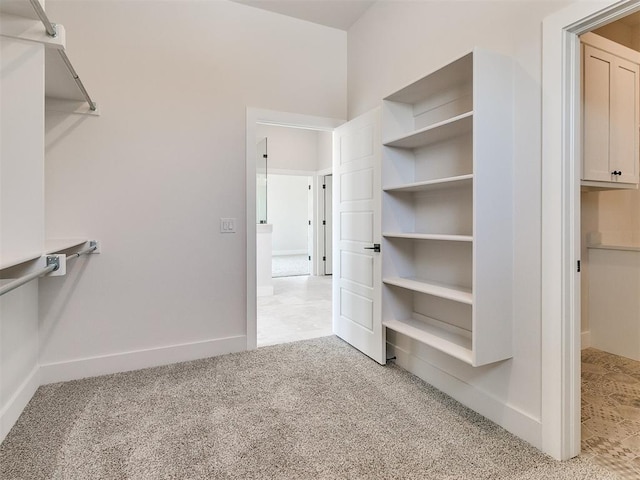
582, 33, 640, 188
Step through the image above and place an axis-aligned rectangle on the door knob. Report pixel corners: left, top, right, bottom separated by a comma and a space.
364, 243, 381, 253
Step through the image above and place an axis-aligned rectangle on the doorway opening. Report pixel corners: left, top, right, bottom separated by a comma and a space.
246, 111, 343, 349
578, 12, 640, 475
542, 0, 640, 462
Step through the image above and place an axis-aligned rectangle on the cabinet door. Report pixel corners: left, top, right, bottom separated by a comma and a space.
583, 45, 613, 182
611, 57, 640, 184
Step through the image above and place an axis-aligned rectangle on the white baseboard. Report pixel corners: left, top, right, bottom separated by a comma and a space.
40, 335, 247, 385
272, 250, 307, 256
388, 342, 542, 449
581, 330, 591, 349
0, 365, 41, 443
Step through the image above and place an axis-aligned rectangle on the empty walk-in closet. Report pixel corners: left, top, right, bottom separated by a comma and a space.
2, 0, 640, 477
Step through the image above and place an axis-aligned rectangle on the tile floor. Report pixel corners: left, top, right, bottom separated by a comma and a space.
582, 348, 640, 478
272, 254, 310, 278
257, 275, 332, 347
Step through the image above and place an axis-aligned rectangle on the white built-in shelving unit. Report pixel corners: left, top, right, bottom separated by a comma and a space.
381, 48, 514, 367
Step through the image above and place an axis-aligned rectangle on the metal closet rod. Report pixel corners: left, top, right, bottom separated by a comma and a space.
0, 241, 97, 298
28, 0, 97, 111
66, 241, 98, 261
0, 256, 60, 298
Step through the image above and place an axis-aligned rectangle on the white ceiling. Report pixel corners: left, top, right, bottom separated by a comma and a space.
230, 0, 376, 31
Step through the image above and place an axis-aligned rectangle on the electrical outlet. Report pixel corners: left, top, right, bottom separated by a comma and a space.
220, 218, 236, 233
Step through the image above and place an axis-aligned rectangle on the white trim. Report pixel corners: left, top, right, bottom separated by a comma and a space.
580, 31, 640, 64
257, 285, 274, 297
273, 249, 308, 256
316, 167, 332, 176
0, 366, 41, 443
388, 343, 541, 448
246, 108, 344, 350
581, 330, 591, 349
542, 0, 640, 460
0, 13, 65, 49
249, 108, 342, 131
268, 168, 316, 176
40, 336, 246, 385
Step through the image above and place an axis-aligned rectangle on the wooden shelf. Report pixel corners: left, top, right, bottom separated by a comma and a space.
384, 316, 473, 365
384, 174, 473, 193
383, 276, 473, 305
384, 52, 473, 105
0, 252, 42, 271
0, 239, 88, 272
383, 112, 473, 149
383, 233, 473, 242
44, 238, 88, 254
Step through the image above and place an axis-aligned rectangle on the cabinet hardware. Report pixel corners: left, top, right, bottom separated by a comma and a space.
364, 244, 381, 253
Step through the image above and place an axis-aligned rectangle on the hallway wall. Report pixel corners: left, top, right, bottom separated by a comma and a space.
347, 0, 572, 448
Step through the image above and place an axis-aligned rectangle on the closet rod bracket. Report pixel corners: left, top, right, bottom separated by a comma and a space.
46, 254, 67, 276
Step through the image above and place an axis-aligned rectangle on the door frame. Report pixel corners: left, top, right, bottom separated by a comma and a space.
541, 0, 640, 460
246, 108, 343, 349
316, 169, 332, 276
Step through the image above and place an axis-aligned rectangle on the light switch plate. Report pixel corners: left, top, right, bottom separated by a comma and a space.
220, 218, 236, 233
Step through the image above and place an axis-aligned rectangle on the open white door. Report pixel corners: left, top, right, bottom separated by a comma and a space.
332, 108, 385, 364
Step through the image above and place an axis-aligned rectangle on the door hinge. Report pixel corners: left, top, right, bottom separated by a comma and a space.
308, 220, 311, 225
308, 185, 311, 190
323, 256, 326, 261
322, 184, 326, 189
263, 154, 267, 159
577, 260, 581, 273
308, 255, 311, 261
322, 220, 326, 225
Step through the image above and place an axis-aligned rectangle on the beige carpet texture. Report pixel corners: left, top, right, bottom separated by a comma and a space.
1, 336, 616, 479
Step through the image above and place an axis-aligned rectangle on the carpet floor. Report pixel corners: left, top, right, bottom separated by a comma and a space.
1, 336, 617, 479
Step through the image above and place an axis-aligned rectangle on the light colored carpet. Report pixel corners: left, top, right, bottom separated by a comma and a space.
1, 337, 617, 479
272, 254, 309, 278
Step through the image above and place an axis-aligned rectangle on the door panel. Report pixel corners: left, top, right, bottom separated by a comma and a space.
332, 108, 384, 364
583, 46, 612, 182
611, 58, 639, 184
340, 212, 373, 243
340, 251, 374, 288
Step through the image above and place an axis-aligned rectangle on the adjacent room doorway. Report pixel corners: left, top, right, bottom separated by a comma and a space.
248, 115, 337, 348
542, 0, 640, 461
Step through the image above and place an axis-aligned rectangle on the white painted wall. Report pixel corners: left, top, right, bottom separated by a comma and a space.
580, 191, 599, 342
347, 0, 572, 448
317, 131, 333, 171
256, 124, 319, 172
597, 190, 640, 242
0, 37, 44, 439
39, 0, 346, 380
268, 175, 309, 255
